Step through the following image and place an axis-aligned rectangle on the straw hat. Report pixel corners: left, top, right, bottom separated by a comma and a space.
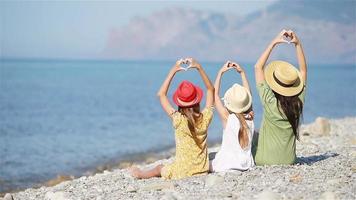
223, 84, 252, 113
265, 60, 304, 97
173, 80, 203, 107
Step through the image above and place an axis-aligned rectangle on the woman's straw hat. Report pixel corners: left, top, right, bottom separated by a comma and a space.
223, 84, 252, 113
265, 60, 304, 97
173, 80, 203, 107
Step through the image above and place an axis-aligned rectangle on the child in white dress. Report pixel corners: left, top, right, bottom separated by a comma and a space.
211, 61, 255, 172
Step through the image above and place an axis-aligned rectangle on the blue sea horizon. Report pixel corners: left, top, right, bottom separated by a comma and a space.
0, 59, 355, 192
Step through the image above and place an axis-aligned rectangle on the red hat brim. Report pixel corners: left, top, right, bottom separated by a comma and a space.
173, 85, 203, 107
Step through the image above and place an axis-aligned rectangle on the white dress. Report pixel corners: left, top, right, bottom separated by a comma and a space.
211, 114, 255, 172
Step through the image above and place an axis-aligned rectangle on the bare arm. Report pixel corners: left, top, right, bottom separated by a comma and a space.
188, 58, 214, 109
290, 31, 307, 83
157, 60, 184, 118
241, 71, 251, 92
214, 62, 230, 128
231, 62, 255, 120
254, 29, 289, 84
231, 62, 251, 94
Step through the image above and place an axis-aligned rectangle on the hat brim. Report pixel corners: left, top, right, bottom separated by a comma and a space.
173, 85, 203, 107
264, 60, 304, 97
224, 89, 252, 114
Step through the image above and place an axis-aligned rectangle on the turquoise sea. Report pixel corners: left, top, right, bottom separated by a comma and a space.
0, 59, 355, 192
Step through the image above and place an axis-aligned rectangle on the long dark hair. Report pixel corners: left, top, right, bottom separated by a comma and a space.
178, 103, 204, 148
273, 91, 303, 140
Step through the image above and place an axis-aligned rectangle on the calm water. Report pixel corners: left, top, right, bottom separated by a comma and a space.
0, 60, 355, 192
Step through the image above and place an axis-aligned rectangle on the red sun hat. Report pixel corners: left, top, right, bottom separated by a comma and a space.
173, 80, 203, 107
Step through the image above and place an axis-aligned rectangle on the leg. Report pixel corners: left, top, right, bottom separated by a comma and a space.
129, 164, 163, 179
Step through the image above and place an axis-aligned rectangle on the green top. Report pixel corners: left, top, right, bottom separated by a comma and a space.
254, 81, 306, 165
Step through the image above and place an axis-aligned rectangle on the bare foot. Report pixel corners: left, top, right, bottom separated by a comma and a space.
129, 166, 143, 178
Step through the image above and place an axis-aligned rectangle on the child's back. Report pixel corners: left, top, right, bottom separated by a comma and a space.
129, 58, 215, 180
161, 107, 213, 179
211, 61, 255, 172
212, 114, 254, 171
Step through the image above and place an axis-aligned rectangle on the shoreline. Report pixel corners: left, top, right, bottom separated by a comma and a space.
0, 137, 221, 196
2, 116, 356, 199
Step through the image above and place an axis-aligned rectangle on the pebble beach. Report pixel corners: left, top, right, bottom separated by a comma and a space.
3, 117, 356, 200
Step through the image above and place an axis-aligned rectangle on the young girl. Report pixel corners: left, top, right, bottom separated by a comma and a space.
210, 61, 255, 172
254, 29, 307, 165
130, 57, 214, 179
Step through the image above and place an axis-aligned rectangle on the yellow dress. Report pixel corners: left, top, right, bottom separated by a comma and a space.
161, 107, 213, 179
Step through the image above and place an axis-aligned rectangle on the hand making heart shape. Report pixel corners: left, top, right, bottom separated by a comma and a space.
274, 29, 299, 45
175, 57, 201, 72
220, 60, 244, 74
282, 30, 293, 44
179, 58, 191, 71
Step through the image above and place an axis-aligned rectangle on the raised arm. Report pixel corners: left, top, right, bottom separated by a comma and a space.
290, 31, 307, 83
157, 59, 184, 118
188, 58, 214, 109
254, 29, 289, 84
231, 62, 254, 120
231, 62, 251, 93
214, 62, 231, 127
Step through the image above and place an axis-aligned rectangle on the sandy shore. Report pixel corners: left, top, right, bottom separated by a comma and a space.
3, 117, 356, 200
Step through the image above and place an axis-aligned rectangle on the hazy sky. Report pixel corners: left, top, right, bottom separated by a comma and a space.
1, 0, 276, 59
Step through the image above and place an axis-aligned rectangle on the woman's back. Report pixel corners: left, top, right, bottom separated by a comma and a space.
254, 81, 306, 165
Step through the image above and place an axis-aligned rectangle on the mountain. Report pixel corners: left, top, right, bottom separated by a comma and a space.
102, 0, 356, 64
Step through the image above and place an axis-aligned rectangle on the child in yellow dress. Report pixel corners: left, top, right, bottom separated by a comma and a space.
130, 57, 214, 179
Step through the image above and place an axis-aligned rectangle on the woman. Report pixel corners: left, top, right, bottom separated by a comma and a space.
254, 29, 307, 165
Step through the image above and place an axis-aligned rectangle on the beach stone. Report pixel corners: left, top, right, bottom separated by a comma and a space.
161, 191, 177, 200
351, 164, 356, 172
350, 137, 356, 145
256, 190, 281, 200
307, 117, 331, 136
289, 173, 302, 183
217, 191, 233, 198
140, 182, 176, 191
302, 132, 310, 136
45, 191, 69, 200
351, 151, 356, 158
78, 176, 87, 182
3, 193, 14, 200
319, 191, 339, 200
327, 178, 341, 185
126, 185, 137, 192
205, 174, 224, 187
